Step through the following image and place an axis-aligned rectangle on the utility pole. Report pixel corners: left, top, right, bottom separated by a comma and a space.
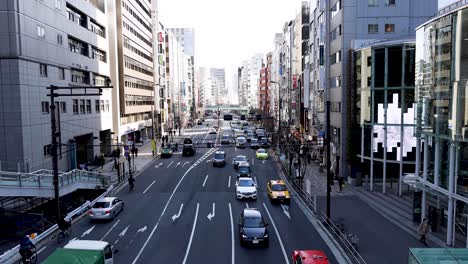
325, 0, 332, 220
47, 81, 112, 222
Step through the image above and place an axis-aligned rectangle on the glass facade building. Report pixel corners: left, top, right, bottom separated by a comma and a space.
352, 40, 417, 194
410, 3, 468, 246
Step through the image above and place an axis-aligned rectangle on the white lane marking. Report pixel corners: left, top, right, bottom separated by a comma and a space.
202, 132, 209, 143
182, 161, 190, 167
207, 203, 216, 221
37, 246, 47, 255
118, 225, 130, 237
142, 180, 156, 194
228, 203, 235, 264
100, 219, 121, 241
235, 147, 237, 151
175, 161, 181, 167
263, 160, 265, 164
254, 177, 258, 185
167, 161, 174, 168
280, 204, 291, 220
228, 176, 231, 188
81, 225, 95, 238
263, 203, 290, 264
245, 203, 249, 208
137, 225, 147, 233
182, 203, 200, 264
252, 158, 255, 165
202, 175, 209, 187
154, 162, 163, 168
132, 149, 217, 264
206, 159, 211, 163
172, 203, 184, 221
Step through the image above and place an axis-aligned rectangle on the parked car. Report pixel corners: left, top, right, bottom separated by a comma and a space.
292, 250, 329, 264
212, 151, 226, 167
161, 145, 173, 158
256, 148, 269, 160
250, 138, 260, 149
238, 208, 269, 247
236, 177, 257, 200
267, 180, 290, 204
89, 197, 124, 221
233, 155, 248, 170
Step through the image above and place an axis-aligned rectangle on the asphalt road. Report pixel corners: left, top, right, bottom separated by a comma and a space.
36, 120, 340, 264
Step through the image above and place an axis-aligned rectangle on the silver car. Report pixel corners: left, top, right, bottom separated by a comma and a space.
89, 197, 124, 221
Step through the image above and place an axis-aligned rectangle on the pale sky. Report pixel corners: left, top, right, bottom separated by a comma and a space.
159, 0, 457, 72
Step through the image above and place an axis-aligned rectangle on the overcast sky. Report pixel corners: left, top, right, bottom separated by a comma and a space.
159, 0, 458, 72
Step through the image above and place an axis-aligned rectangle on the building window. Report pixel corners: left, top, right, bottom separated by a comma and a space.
330, 76, 341, 88
95, 100, 100, 113
91, 47, 106, 62
90, 20, 105, 38
57, 34, 63, 45
41, 101, 50, 113
331, 0, 341, 18
86, 99, 92, 114
43, 144, 52, 156
331, 51, 342, 64
385, 24, 395, 33
368, 24, 379, 33
100, 100, 105, 112
55, 0, 61, 9
73, 99, 79, 114
40, 64, 47, 77
105, 100, 109, 112
93, 75, 106, 86
79, 99, 85, 114
37, 25, 45, 38
68, 36, 88, 56
66, 4, 87, 28
58, 67, 65, 80
71, 69, 89, 84
60, 101, 66, 113
385, 0, 396, 5
331, 25, 342, 41
368, 0, 379, 6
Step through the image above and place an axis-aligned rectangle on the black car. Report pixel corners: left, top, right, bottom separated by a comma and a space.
182, 144, 196, 156
250, 138, 260, 149
239, 208, 269, 247
212, 151, 226, 167
260, 138, 270, 148
197, 120, 203, 125
233, 155, 248, 170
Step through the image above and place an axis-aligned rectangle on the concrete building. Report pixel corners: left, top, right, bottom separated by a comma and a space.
155, 22, 167, 134
259, 53, 272, 117
308, 0, 437, 180
238, 54, 263, 110
270, 33, 284, 137
210, 68, 226, 106
114, 0, 156, 145
0, 0, 115, 171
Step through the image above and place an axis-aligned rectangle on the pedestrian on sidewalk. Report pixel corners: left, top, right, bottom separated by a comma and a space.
175, 142, 178, 152
338, 177, 344, 192
418, 218, 430, 246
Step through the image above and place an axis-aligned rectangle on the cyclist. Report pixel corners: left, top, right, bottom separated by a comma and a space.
128, 175, 135, 190
19, 235, 36, 263
58, 217, 71, 235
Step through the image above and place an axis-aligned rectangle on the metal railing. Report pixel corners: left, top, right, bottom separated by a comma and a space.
278, 158, 367, 264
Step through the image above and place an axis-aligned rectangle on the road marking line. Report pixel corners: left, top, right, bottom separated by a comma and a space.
245, 203, 249, 208
81, 225, 95, 238
37, 246, 47, 255
167, 161, 174, 168
280, 204, 291, 220
175, 161, 181, 167
207, 203, 215, 221
142, 180, 156, 194
254, 176, 258, 185
131, 149, 218, 264
182, 203, 200, 264
228, 203, 235, 264
228, 176, 231, 188
252, 158, 255, 165
172, 203, 184, 221
202, 175, 209, 187
263, 203, 290, 264
100, 219, 121, 241
118, 225, 130, 237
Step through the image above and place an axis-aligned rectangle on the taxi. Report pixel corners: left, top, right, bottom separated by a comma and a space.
267, 180, 290, 204
256, 148, 269, 160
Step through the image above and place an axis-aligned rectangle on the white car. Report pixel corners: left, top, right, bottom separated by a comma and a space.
236, 177, 257, 200
88, 197, 124, 221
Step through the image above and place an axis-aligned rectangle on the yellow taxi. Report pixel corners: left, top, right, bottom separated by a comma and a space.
267, 180, 290, 204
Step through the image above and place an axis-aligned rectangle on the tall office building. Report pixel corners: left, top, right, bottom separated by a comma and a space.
210, 68, 226, 105
0, 0, 114, 171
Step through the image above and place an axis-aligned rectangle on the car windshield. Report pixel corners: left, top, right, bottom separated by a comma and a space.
222, 135, 229, 139
258, 149, 266, 153
239, 167, 250, 173
236, 156, 247, 162
93, 202, 110, 208
251, 139, 258, 143
239, 179, 255, 187
243, 217, 264, 228
271, 184, 287, 191
214, 153, 224, 159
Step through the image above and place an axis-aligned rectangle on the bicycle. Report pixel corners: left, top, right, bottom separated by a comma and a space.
57, 227, 71, 244
345, 233, 360, 253
18, 248, 37, 264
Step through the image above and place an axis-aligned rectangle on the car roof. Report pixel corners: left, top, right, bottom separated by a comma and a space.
65, 240, 109, 250
235, 155, 247, 159
296, 250, 329, 264
96, 197, 116, 202
258, 148, 266, 151
243, 208, 261, 218
269, 180, 285, 184
238, 177, 254, 181
238, 161, 250, 166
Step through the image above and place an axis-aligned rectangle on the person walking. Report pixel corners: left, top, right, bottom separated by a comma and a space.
338, 177, 344, 192
175, 142, 178, 152
135, 147, 138, 157
418, 218, 430, 246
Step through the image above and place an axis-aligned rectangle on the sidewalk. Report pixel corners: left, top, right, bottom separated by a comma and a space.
276, 154, 434, 264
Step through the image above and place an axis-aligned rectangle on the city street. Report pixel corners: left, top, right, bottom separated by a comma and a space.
35, 120, 340, 263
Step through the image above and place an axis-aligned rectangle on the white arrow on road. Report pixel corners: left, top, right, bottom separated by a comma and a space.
119, 225, 130, 237
172, 203, 184, 221
182, 161, 190, 168
154, 162, 163, 168
137, 225, 147, 233
207, 203, 216, 221
175, 162, 181, 167
81, 225, 95, 238
280, 204, 291, 220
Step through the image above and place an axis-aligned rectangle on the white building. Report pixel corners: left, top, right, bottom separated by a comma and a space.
238, 54, 263, 110
0, 0, 115, 171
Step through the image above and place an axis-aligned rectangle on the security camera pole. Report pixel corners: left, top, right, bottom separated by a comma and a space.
47, 79, 113, 221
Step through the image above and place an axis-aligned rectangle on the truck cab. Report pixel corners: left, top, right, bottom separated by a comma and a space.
43, 240, 114, 264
